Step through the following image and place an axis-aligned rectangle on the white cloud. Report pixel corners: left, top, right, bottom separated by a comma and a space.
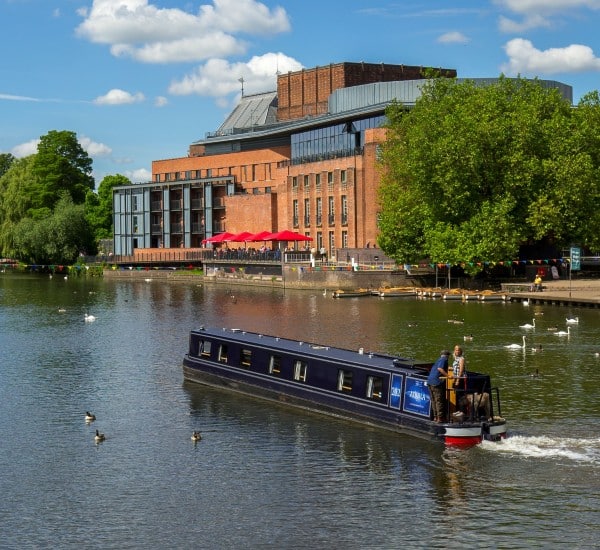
11, 139, 39, 158
437, 31, 469, 44
126, 167, 152, 183
169, 52, 303, 98
76, 0, 290, 64
495, 0, 600, 32
11, 135, 112, 159
78, 135, 112, 157
94, 89, 145, 105
154, 96, 168, 107
501, 38, 600, 74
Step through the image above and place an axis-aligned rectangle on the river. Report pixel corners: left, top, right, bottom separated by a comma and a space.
0, 273, 598, 548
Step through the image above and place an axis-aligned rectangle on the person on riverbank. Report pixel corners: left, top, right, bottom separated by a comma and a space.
427, 350, 450, 422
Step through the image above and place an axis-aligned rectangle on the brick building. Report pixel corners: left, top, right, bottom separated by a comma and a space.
113, 63, 571, 259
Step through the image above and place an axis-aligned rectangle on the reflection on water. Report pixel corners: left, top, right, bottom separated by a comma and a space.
0, 273, 598, 548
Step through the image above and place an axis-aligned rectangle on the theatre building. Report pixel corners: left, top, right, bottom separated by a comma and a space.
112, 62, 571, 261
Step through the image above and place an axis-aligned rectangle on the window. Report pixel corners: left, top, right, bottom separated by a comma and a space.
328, 196, 335, 225
342, 230, 348, 248
315, 173, 321, 192
304, 198, 310, 227
329, 231, 335, 254
198, 339, 212, 357
337, 369, 353, 392
292, 176, 298, 190
269, 355, 282, 375
366, 376, 383, 400
316, 197, 322, 226
240, 348, 252, 368
304, 175, 310, 189
327, 172, 333, 184
341, 195, 348, 225
293, 200, 299, 228
293, 360, 308, 382
218, 344, 228, 363
265, 186, 272, 194
341, 170, 347, 183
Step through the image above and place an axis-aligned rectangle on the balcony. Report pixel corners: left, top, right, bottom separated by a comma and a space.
191, 198, 204, 209
170, 199, 182, 210
170, 223, 183, 234
151, 224, 162, 234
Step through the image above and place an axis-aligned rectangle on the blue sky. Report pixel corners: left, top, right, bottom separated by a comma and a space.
2, 0, 600, 187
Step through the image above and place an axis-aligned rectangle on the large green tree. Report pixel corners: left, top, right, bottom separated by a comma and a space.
85, 174, 130, 241
0, 153, 15, 179
377, 77, 600, 269
12, 193, 95, 264
31, 130, 94, 214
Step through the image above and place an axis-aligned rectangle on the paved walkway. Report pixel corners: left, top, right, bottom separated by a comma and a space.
509, 278, 600, 306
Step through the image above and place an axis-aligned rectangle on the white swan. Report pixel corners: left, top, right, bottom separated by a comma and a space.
566, 316, 579, 324
84, 313, 96, 323
522, 299, 530, 306
463, 334, 473, 342
519, 319, 535, 329
505, 335, 526, 349
555, 326, 571, 337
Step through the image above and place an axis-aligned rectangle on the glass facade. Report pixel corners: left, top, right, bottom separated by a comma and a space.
290, 115, 385, 163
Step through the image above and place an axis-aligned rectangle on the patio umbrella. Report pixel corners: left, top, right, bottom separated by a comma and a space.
247, 230, 273, 242
265, 230, 313, 241
204, 232, 235, 244
227, 231, 254, 242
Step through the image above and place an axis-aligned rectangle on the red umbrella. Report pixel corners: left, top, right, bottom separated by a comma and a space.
227, 231, 254, 242
265, 230, 313, 241
204, 232, 235, 243
247, 230, 274, 242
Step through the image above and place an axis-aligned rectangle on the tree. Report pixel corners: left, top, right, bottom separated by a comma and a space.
31, 130, 94, 212
0, 153, 15, 179
377, 77, 600, 269
12, 193, 95, 264
86, 174, 131, 241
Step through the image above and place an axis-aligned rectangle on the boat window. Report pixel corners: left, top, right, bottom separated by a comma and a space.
269, 355, 282, 375
293, 360, 308, 382
240, 348, 252, 368
218, 344, 228, 363
366, 375, 383, 400
199, 339, 212, 357
337, 369, 353, 393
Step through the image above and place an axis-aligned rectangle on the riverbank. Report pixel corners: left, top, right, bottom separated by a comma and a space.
505, 278, 600, 307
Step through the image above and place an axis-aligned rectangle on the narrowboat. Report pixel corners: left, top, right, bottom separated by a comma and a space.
182, 327, 507, 446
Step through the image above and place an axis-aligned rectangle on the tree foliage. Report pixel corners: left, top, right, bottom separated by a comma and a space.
31, 130, 94, 214
12, 193, 95, 265
377, 77, 600, 270
86, 174, 130, 241
0, 153, 15, 179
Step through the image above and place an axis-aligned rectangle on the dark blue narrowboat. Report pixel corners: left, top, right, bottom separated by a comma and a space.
182, 327, 507, 446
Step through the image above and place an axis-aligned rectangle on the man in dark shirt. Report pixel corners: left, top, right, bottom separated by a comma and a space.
427, 350, 450, 422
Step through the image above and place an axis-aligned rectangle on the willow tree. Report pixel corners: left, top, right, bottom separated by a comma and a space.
377, 77, 600, 270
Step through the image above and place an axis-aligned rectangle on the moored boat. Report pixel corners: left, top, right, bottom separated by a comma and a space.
183, 327, 507, 446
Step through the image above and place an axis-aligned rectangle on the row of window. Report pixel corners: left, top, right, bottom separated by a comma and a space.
198, 340, 383, 401
155, 162, 276, 184
291, 170, 349, 191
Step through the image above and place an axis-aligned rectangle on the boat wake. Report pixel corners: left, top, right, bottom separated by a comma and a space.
479, 434, 600, 464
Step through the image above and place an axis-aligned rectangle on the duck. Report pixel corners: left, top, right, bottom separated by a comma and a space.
58, 307, 66, 313
555, 326, 571, 337
566, 316, 579, 324
94, 429, 105, 442
84, 313, 96, 323
531, 344, 543, 353
504, 335, 526, 349
85, 411, 96, 422
547, 325, 558, 332
530, 368, 541, 377
519, 319, 536, 329
191, 431, 202, 442
463, 334, 473, 342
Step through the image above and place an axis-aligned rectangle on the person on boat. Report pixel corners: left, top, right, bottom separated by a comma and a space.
534, 274, 543, 292
452, 345, 466, 389
427, 350, 450, 423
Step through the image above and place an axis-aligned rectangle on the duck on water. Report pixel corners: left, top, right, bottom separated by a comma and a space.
182, 327, 507, 447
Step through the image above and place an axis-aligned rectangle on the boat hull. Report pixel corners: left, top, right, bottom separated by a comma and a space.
182, 327, 507, 446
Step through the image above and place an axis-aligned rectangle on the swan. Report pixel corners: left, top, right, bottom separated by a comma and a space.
505, 335, 526, 349
522, 299, 530, 306
191, 431, 202, 442
85, 411, 96, 422
58, 307, 66, 313
555, 326, 571, 337
84, 313, 96, 323
322, 289, 327, 297
519, 319, 535, 329
566, 316, 579, 324
94, 429, 105, 442
463, 334, 473, 342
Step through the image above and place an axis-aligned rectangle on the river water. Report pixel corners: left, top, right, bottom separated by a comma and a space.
0, 273, 598, 549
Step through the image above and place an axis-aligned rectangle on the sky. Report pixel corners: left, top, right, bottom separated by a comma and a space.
2, 0, 600, 187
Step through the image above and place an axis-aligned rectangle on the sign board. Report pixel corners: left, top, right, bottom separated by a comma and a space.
571, 247, 581, 271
